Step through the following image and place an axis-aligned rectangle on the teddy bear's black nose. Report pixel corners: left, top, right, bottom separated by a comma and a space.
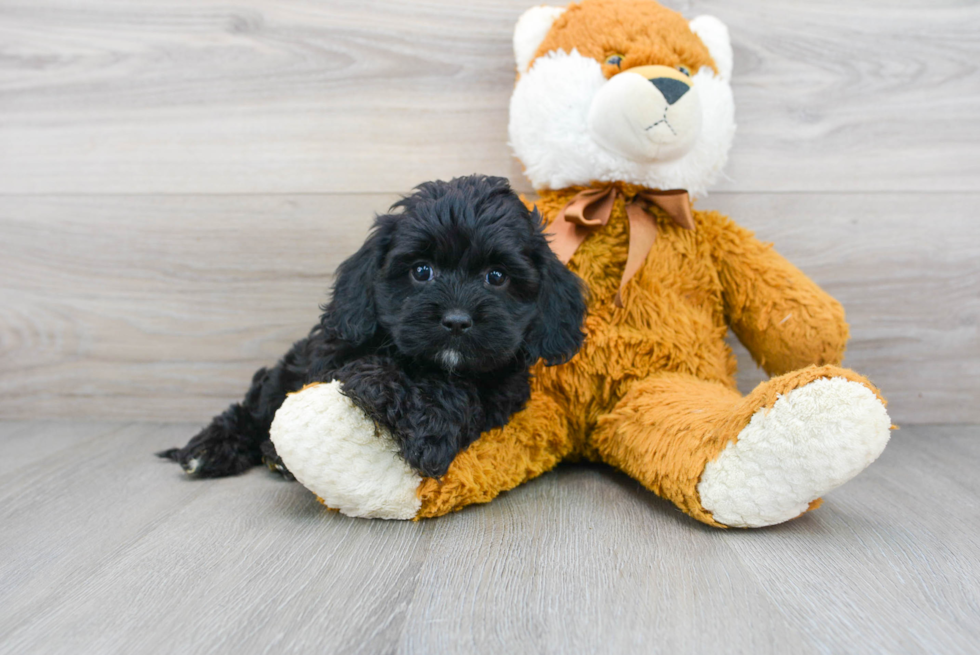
441, 311, 473, 335
650, 77, 690, 105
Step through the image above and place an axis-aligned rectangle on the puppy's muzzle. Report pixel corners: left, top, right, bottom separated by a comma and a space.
588, 64, 702, 164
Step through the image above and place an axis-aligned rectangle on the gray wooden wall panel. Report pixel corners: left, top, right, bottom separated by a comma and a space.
0, 0, 977, 194
0, 194, 387, 421
1, 192, 975, 424
0, 0, 977, 424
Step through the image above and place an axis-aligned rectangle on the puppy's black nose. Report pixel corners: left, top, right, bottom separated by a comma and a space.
441, 311, 472, 334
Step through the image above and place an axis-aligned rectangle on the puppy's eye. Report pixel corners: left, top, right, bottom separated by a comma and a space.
678, 66, 691, 76
605, 54, 624, 68
485, 268, 507, 287
411, 263, 433, 282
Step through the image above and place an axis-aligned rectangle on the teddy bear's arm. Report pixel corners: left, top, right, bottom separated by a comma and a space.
332, 355, 484, 479
702, 210, 849, 376
416, 388, 574, 518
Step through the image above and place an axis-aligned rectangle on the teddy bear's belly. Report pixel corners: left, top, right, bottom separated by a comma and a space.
531, 301, 738, 459
532, 256, 738, 447
581, 306, 735, 385
568, 227, 734, 381
534, 201, 737, 429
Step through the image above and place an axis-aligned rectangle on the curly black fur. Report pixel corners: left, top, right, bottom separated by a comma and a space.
159, 175, 587, 479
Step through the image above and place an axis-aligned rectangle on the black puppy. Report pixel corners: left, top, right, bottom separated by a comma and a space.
159, 175, 587, 479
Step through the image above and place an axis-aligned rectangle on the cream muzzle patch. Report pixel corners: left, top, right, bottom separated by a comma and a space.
589, 65, 702, 163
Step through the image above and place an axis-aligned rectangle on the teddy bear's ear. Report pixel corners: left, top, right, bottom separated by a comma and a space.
514, 5, 566, 73
689, 15, 733, 81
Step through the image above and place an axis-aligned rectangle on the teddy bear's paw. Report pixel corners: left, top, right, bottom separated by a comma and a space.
697, 377, 891, 528
269, 381, 422, 520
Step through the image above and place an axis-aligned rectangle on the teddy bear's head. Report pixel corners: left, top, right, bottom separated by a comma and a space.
509, 0, 735, 197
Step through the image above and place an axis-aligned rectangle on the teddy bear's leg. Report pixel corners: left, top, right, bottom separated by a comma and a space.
415, 388, 575, 518
592, 366, 891, 528
271, 381, 575, 519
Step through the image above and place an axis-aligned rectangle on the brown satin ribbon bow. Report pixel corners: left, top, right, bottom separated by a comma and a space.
548, 185, 696, 307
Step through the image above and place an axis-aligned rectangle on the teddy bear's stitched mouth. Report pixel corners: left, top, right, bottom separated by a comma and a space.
645, 107, 678, 135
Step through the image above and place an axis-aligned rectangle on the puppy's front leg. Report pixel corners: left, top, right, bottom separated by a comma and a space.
391, 395, 481, 479
333, 357, 481, 478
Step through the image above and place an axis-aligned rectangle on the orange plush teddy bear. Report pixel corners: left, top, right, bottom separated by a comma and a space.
271, 0, 892, 527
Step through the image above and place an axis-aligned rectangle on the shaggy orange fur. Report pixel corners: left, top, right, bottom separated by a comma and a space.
534, 0, 717, 78
414, 184, 880, 525
408, 0, 883, 525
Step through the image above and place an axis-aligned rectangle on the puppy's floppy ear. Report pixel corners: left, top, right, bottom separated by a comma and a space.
525, 207, 588, 366
320, 215, 396, 346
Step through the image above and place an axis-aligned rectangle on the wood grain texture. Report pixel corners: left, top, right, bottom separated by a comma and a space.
0, 420, 126, 475
0, 193, 388, 422
2, 192, 975, 424
0, 0, 977, 194
0, 1, 977, 421
0, 421, 977, 654
1, 2, 975, 651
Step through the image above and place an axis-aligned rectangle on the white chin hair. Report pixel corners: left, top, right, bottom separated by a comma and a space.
508, 50, 736, 198
437, 349, 462, 370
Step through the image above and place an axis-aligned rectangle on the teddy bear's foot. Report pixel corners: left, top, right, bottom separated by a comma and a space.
697, 377, 891, 528
269, 381, 422, 519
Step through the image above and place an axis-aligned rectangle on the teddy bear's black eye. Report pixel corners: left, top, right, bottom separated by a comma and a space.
412, 263, 433, 282
678, 66, 691, 77
605, 54, 624, 68
485, 268, 507, 287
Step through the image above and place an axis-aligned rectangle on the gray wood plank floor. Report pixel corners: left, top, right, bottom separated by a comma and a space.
0, 421, 977, 654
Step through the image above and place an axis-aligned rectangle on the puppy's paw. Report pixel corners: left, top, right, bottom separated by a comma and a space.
401, 438, 459, 480
698, 377, 891, 528
156, 422, 257, 478
270, 381, 423, 520
260, 439, 295, 480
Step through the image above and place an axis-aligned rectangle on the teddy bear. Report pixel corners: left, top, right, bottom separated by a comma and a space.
270, 0, 892, 527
